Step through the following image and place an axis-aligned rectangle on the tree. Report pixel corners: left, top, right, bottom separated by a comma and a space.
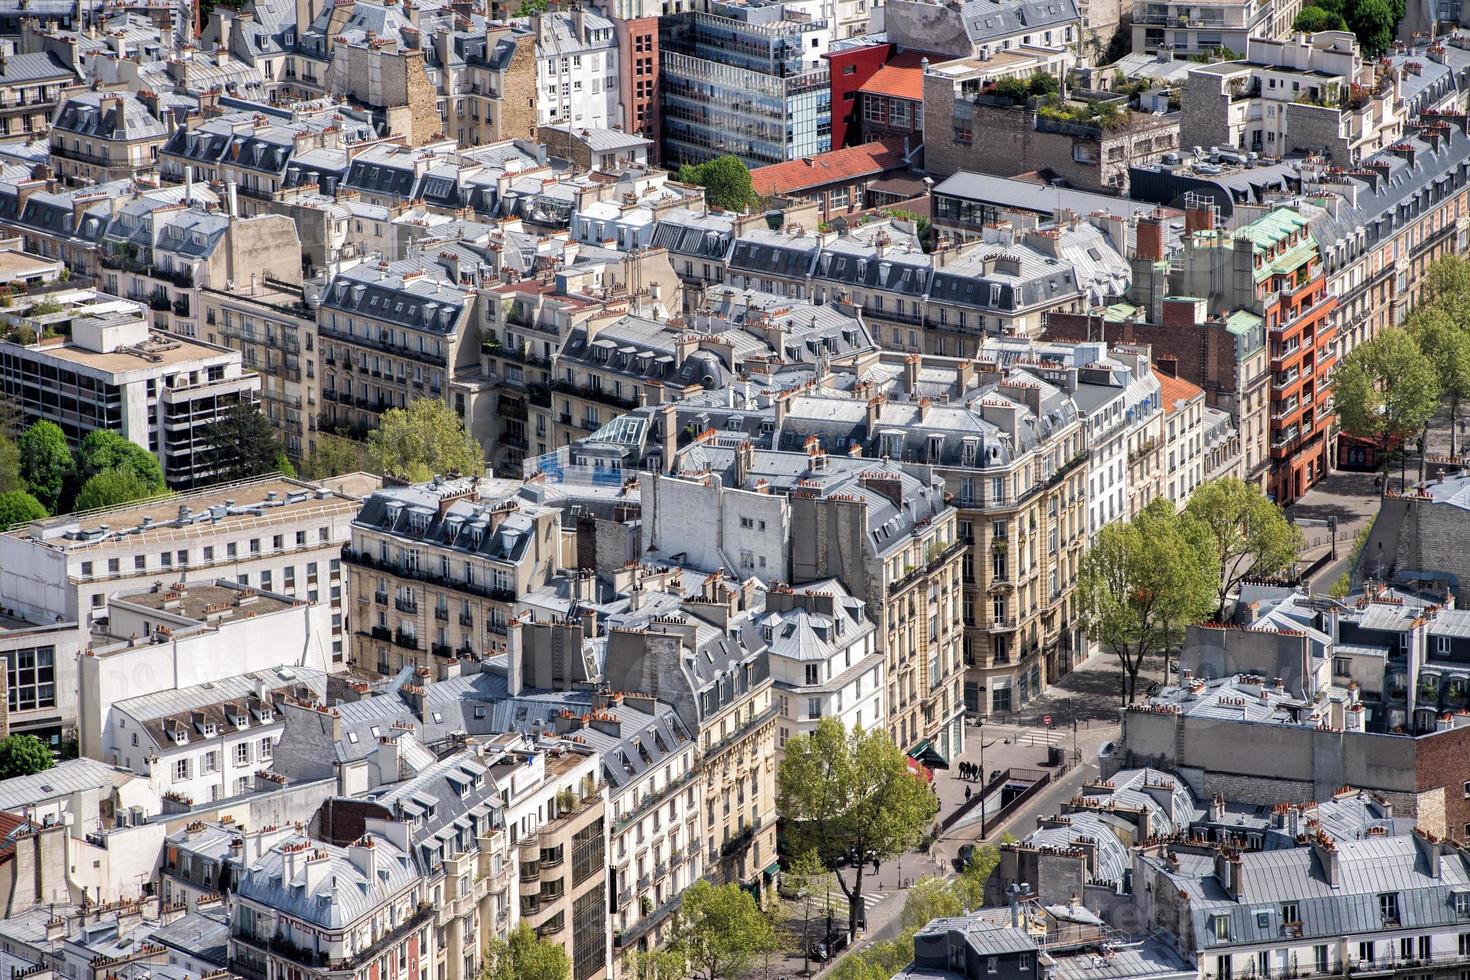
366, 399, 484, 482
1345, 0, 1397, 56
1333, 327, 1441, 487
673, 879, 776, 980
1421, 254, 1470, 312
1407, 307, 1470, 459
952, 839, 1006, 909
626, 949, 686, 980
0, 433, 20, 495
73, 467, 159, 512
300, 433, 369, 480
0, 734, 53, 779
204, 403, 293, 483
677, 156, 759, 213
0, 489, 47, 531
900, 877, 963, 932
1184, 477, 1305, 619
77, 430, 165, 491
481, 924, 568, 980
17, 421, 74, 512
1079, 499, 1217, 705
778, 717, 939, 938
782, 848, 834, 975
1293, 4, 1348, 30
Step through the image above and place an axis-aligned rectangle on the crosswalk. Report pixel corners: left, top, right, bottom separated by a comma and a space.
806, 888, 887, 921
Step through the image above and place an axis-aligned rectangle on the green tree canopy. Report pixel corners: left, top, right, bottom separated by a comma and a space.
0, 734, 52, 779
1333, 327, 1441, 485
18, 421, 74, 512
300, 433, 369, 480
0, 489, 47, 531
778, 717, 939, 937
1079, 498, 1218, 704
676, 156, 759, 213
366, 400, 485, 482
480, 923, 568, 980
1293, 4, 1348, 31
0, 433, 21, 495
672, 879, 776, 980
1345, 0, 1397, 56
1407, 305, 1470, 459
73, 467, 159, 512
1184, 477, 1305, 618
77, 430, 164, 491
204, 403, 293, 483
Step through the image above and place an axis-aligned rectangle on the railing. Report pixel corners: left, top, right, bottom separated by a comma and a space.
395, 597, 418, 614
343, 549, 516, 604
318, 323, 449, 368
394, 630, 419, 650
616, 892, 684, 948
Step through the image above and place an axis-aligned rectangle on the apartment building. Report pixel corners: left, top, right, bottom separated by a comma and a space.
760, 581, 884, 753
328, 748, 515, 980
0, 472, 377, 732
343, 476, 561, 676
317, 259, 479, 436
48, 90, 168, 184
659, 2, 832, 168
988, 338, 1161, 533
885, 0, 1082, 61
535, 9, 620, 130
156, 110, 376, 212
229, 831, 430, 980
1131, 0, 1298, 56
0, 291, 259, 489
449, 24, 540, 147
0, 52, 78, 139
104, 663, 325, 805
599, 574, 779, 897
1172, 207, 1335, 503
198, 277, 320, 463
1182, 33, 1402, 166
645, 445, 965, 760
1157, 371, 1210, 508
1046, 214, 1272, 491
922, 53, 1179, 194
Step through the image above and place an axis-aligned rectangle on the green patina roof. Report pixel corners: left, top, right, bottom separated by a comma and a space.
1235, 207, 1317, 282
1225, 309, 1264, 335
1103, 302, 1139, 322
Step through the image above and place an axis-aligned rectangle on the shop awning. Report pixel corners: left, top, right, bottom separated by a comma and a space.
907, 739, 950, 770
763, 861, 781, 879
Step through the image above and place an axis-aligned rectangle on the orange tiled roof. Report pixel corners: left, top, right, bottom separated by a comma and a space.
858, 64, 924, 102
1156, 370, 1204, 414
750, 140, 908, 197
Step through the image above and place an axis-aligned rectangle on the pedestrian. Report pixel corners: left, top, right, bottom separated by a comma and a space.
965, 786, 972, 802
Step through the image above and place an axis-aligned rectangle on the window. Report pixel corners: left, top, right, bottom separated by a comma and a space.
1280, 902, 1298, 924
1380, 893, 1400, 923
8, 646, 56, 712
174, 758, 189, 781
805, 664, 819, 685
235, 743, 251, 766
1212, 916, 1230, 941
1333, 657, 1350, 677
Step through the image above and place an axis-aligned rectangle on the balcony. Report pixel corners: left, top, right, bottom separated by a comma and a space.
550, 378, 638, 412
342, 549, 518, 605
431, 642, 453, 658
616, 887, 633, 910
394, 630, 420, 650
434, 606, 449, 621
655, 861, 669, 880
395, 597, 418, 614
720, 825, 755, 858
318, 323, 449, 368
369, 625, 391, 641
459, 612, 475, 627
520, 859, 541, 881
615, 892, 684, 948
